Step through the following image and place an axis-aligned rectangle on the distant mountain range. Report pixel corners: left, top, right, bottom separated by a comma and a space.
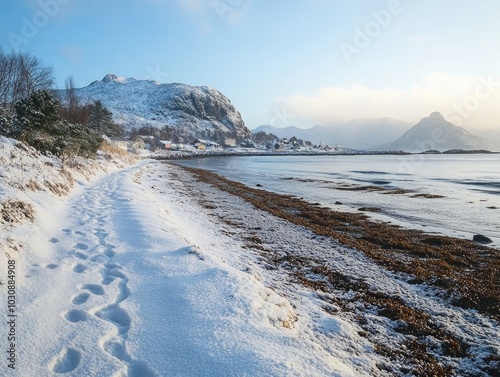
253, 113, 498, 152
64, 74, 252, 141
378, 112, 492, 152
253, 118, 412, 149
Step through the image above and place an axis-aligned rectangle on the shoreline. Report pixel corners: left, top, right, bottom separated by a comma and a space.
177, 164, 500, 322
151, 149, 412, 160
150, 149, 499, 161
161, 163, 500, 376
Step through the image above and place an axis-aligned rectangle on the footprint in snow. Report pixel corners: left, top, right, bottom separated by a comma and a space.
61, 228, 71, 233
72, 264, 86, 273
95, 306, 131, 335
74, 243, 89, 250
82, 284, 104, 296
75, 230, 86, 236
63, 309, 87, 323
89, 254, 107, 264
71, 293, 90, 305
49, 347, 81, 373
107, 269, 125, 279
104, 249, 116, 258
49, 237, 59, 244
74, 252, 88, 261
101, 276, 116, 285
45, 263, 58, 270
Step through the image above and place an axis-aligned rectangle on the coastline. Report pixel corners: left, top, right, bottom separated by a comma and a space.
158, 162, 500, 376
150, 148, 499, 161
177, 164, 500, 321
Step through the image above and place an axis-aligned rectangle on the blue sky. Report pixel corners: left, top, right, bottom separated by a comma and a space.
1, 0, 500, 130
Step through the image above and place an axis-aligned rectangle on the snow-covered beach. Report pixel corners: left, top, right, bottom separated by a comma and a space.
1, 139, 499, 376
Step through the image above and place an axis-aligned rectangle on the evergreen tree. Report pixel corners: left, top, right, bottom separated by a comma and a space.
88, 100, 118, 136
13, 89, 60, 150
0, 107, 13, 136
10, 89, 100, 157
14, 89, 59, 135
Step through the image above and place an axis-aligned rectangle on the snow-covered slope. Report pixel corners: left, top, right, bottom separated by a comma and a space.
67, 74, 252, 141
380, 112, 491, 152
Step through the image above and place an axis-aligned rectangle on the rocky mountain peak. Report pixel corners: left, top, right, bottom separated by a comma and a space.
426, 111, 445, 121
69, 75, 251, 142
380, 112, 491, 152
101, 74, 134, 84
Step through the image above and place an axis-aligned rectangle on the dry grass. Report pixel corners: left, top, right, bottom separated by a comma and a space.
100, 143, 129, 156
0, 199, 35, 225
99, 143, 140, 166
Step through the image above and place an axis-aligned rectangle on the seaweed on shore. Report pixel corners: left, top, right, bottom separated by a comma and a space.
180, 166, 500, 322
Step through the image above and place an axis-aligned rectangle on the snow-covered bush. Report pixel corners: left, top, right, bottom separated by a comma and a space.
1, 90, 101, 158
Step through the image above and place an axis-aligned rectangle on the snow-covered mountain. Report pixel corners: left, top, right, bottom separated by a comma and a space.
253, 118, 411, 149
379, 112, 492, 152
68, 74, 252, 140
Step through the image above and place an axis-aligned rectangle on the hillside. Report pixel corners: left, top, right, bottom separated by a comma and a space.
379, 112, 492, 152
67, 74, 252, 141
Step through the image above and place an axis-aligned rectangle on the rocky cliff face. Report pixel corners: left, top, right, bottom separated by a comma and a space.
380, 112, 492, 152
73, 74, 251, 141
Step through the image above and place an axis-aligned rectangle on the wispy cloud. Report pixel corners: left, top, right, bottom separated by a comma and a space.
279, 73, 500, 130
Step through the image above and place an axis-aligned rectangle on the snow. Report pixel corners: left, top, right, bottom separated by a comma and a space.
58, 74, 250, 140
1, 137, 499, 376
383, 112, 491, 152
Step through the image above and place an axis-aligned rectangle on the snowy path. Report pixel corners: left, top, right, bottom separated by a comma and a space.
16, 163, 156, 376
12, 161, 358, 376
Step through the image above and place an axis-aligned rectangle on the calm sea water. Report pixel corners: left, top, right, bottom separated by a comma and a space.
176, 154, 500, 248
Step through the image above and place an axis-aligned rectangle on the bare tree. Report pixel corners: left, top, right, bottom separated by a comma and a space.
61, 75, 80, 123
0, 48, 11, 108
17, 52, 54, 97
0, 50, 54, 112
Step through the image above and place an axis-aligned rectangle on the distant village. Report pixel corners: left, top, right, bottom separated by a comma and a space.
101, 131, 342, 155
